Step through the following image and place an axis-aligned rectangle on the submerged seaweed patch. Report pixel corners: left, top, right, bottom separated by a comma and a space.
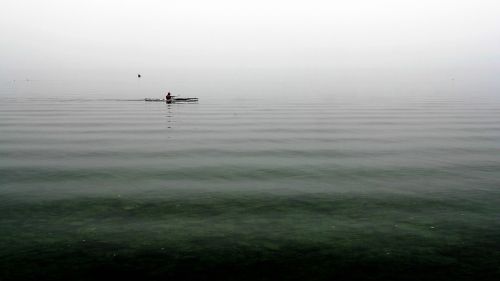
0, 192, 499, 281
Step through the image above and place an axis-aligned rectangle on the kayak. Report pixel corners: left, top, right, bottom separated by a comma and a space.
144, 98, 198, 102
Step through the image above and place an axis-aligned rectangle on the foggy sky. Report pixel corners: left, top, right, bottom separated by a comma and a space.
1, 0, 500, 79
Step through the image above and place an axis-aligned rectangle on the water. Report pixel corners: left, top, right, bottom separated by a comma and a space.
1, 83, 500, 280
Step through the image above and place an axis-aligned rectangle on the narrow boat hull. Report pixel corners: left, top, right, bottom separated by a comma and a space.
144, 98, 198, 102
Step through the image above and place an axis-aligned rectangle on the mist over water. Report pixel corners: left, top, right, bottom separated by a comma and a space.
3, 67, 500, 101
1, 0, 500, 279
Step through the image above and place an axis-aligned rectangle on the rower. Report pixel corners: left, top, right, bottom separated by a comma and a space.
166, 92, 173, 104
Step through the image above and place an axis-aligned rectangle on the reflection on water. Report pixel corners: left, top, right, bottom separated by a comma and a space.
166, 103, 173, 129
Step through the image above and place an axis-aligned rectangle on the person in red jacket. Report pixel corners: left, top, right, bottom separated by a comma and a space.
166, 92, 172, 104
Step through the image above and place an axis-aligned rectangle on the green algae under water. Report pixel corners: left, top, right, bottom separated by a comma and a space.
1, 96, 500, 280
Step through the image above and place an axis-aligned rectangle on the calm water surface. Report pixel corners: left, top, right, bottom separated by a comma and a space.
1, 89, 499, 280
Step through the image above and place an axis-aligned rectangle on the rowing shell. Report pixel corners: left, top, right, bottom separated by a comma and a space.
144, 98, 198, 102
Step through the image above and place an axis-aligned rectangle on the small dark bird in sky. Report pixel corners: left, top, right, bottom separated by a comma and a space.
138, 74, 141, 78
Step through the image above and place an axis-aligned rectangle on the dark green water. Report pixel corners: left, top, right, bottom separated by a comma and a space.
1, 92, 499, 280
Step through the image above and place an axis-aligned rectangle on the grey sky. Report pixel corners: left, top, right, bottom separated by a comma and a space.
1, 0, 500, 79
